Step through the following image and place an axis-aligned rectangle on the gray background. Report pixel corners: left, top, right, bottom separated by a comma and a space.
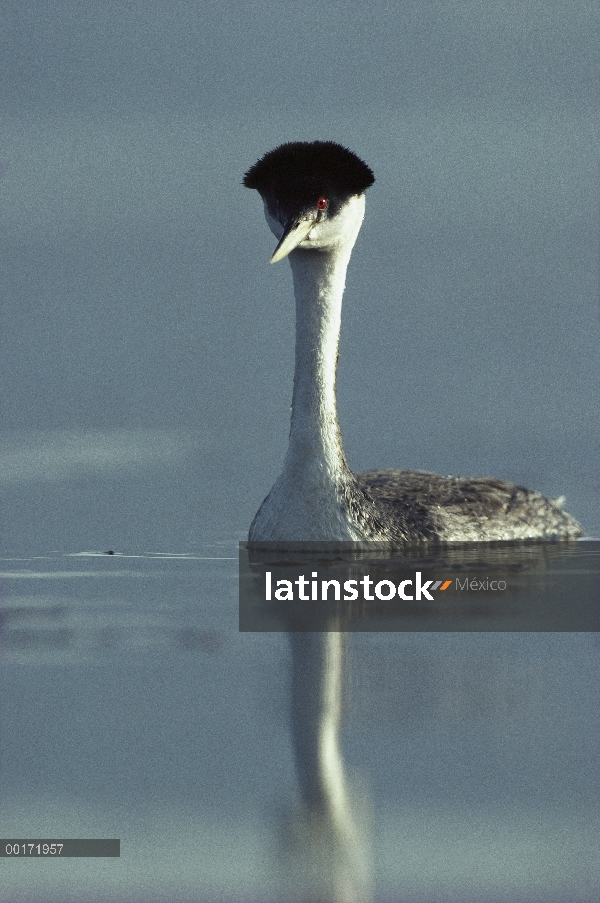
2, 1, 598, 549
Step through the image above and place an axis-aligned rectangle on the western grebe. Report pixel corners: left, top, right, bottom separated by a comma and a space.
244, 141, 582, 544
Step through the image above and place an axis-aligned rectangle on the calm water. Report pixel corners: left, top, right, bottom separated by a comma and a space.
1, 545, 599, 902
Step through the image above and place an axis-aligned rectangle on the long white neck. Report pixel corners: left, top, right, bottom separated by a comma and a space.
285, 242, 352, 480
249, 195, 367, 542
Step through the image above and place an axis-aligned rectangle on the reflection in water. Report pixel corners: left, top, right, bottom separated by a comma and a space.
2, 551, 599, 901
244, 540, 600, 901
282, 631, 372, 903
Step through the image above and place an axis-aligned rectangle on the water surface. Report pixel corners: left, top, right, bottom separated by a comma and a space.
2, 547, 598, 902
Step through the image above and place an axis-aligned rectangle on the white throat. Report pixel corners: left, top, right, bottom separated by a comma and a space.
250, 195, 367, 541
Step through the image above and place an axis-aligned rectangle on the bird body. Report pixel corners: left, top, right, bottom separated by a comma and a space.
244, 140, 582, 545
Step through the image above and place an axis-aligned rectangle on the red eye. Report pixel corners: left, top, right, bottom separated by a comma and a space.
317, 196, 328, 211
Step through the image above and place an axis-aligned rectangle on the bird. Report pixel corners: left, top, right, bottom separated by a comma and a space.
243, 140, 583, 545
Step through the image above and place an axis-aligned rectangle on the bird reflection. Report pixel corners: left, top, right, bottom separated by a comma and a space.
244, 540, 587, 900
279, 631, 372, 903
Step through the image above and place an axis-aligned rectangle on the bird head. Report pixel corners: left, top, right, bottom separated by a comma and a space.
244, 141, 375, 263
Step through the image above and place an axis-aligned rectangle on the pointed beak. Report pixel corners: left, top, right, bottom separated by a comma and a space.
270, 217, 316, 263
